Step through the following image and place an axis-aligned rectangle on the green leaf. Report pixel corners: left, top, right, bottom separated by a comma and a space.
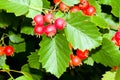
115, 66, 120, 80
21, 64, 45, 80
0, 0, 42, 18
9, 42, 26, 53
0, 12, 13, 28
0, 0, 29, 16
92, 38, 120, 67
15, 75, 33, 80
42, 0, 50, 8
28, 52, 40, 69
21, 26, 34, 35
98, 0, 110, 5
26, 0, 43, 18
91, 15, 109, 29
110, 0, 120, 17
65, 12, 102, 50
38, 34, 71, 78
62, 0, 79, 6
83, 57, 94, 66
102, 71, 116, 80
9, 33, 24, 43
0, 55, 6, 69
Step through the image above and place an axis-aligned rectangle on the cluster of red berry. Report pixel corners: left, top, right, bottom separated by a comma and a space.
69, 44, 89, 67
33, 13, 66, 37
53, 0, 96, 16
0, 45, 14, 56
112, 31, 120, 46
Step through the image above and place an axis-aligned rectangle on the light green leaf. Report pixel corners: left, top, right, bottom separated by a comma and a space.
0, 0, 42, 18
98, 0, 110, 5
9, 33, 24, 43
102, 71, 116, 80
0, 55, 6, 69
84, 57, 94, 66
65, 12, 102, 50
38, 34, 71, 78
91, 15, 109, 29
26, 0, 42, 18
21, 26, 34, 35
92, 38, 120, 67
0, 0, 29, 16
110, 0, 120, 17
62, 0, 79, 6
28, 52, 40, 69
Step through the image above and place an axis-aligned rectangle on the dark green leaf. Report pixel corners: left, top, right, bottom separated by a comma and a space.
0, 55, 6, 69
21, 26, 34, 35
28, 52, 40, 69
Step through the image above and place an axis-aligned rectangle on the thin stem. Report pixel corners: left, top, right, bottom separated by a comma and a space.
6, 71, 15, 80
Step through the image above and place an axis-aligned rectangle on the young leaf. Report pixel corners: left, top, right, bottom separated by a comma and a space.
38, 34, 71, 78
65, 12, 102, 50
92, 38, 120, 67
102, 71, 116, 80
28, 52, 40, 69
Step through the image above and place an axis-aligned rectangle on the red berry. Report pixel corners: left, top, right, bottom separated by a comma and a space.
71, 56, 81, 66
70, 6, 80, 13
112, 36, 120, 46
33, 14, 44, 26
112, 66, 118, 70
115, 31, 120, 42
53, 0, 61, 4
0, 46, 5, 56
82, 5, 96, 16
59, 2, 70, 12
45, 24, 57, 37
76, 49, 89, 59
54, 18, 66, 30
79, 0, 89, 10
44, 13, 54, 23
34, 25, 44, 35
4, 46, 14, 56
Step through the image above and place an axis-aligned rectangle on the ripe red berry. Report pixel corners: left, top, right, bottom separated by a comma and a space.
112, 36, 120, 46
79, 0, 89, 10
44, 13, 54, 23
53, 0, 61, 4
59, 2, 70, 12
0, 46, 5, 56
34, 25, 44, 36
70, 6, 80, 13
76, 49, 89, 59
33, 14, 44, 26
4, 46, 14, 56
45, 24, 57, 37
71, 55, 81, 66
115, 31, 120, 42
82, 5, 96, 16
54, 18, 66, 30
